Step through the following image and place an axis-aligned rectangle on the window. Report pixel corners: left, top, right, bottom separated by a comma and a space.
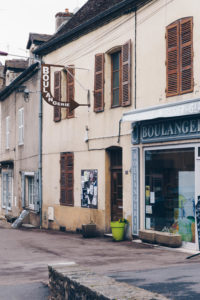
18, 108, 24, 145
54, 71, 61, 122
145, 148, 195, 243
21, 172, 39, 212
6, 116, 10, 149
27, 176, 34, 209
111, 51, 121, 107
2, 171, 12, 211
166, 17, 193, 97
60, 152, 74, 206
94, 40, 131, 112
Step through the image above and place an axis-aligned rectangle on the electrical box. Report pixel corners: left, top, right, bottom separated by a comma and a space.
48, 207, 54, 221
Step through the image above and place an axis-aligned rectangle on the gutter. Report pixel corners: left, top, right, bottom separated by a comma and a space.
34, 0, 153, 56
0, 62, 39, 101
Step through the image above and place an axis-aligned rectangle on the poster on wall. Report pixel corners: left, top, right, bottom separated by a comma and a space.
81, 170, 98, 209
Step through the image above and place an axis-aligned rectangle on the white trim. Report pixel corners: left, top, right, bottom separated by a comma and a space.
123, 98, 200, 122
24, 171, 34, 176
1, 170, 13, 212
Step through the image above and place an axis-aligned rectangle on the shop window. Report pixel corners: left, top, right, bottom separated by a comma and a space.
145, 148, 195, 243
166, 17, 193, 97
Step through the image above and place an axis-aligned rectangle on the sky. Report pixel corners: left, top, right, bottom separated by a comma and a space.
0, 0, 87, 63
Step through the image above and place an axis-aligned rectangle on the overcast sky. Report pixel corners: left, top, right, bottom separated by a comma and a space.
0, 0, 87, 63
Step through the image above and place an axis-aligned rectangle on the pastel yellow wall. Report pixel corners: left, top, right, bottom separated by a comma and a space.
42, 13, 135, 233
137, 0, 200, 109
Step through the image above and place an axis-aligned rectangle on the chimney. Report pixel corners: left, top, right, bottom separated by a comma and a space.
55, 8, 73, 32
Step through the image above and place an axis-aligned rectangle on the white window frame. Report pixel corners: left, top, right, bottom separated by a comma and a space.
27, 176, 34, 210
18, 107, 24, 145
6, 116, 10, 149
1, 170, 13, 212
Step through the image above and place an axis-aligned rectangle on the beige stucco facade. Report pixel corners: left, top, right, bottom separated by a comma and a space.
42, 12, 136, 233
42, 0, 200, 247
0, 69, 40, 226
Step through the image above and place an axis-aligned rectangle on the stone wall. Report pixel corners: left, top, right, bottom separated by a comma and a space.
48, 263, 169, 300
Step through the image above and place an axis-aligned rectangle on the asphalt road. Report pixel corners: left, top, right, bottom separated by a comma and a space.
1, 222, 200, 299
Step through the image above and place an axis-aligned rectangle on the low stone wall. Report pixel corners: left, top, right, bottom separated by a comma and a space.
48, 263, 169, 300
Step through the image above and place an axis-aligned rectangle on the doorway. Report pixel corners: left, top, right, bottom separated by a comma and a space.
108, 147, 123, 221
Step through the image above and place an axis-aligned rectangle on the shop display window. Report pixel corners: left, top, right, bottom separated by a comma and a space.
145, 148, 195, 243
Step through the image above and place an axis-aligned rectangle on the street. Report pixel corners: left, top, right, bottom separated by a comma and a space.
1, 222, 200, 299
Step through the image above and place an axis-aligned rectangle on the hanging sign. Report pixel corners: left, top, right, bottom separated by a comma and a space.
41, 64, 69, 108
41, 64, 89, 112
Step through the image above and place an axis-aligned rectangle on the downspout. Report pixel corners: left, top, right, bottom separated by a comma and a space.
134, 8, 137, 109
38, 57, 43, 228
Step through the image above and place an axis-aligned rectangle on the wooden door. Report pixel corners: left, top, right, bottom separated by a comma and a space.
110, 149, 123, 221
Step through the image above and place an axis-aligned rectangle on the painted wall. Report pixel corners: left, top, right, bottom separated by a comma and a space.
0, 71, 40, 219
42, 13, 135, 233
135, 0, 200, 244
137, 0, 200, 109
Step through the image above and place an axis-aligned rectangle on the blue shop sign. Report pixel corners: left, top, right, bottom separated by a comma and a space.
132, 115, 200, 144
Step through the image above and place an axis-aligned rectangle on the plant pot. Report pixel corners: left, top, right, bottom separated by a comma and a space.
82, 223, 97, 238
110, 221, 125, 241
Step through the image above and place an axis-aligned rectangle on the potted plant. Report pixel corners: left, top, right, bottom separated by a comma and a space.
110, 218, 128, 241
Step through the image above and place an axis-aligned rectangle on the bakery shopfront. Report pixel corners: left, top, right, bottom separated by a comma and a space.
123, 99, 200, 250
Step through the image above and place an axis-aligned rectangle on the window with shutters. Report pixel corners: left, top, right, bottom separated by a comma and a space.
66, 66, 75, 118
166, 17, 193, 97
111, 51, 121, 107
54, 71, 61, 122
94, 40, 131, 111
94, 54, 104, 112
60, 152, 74, 206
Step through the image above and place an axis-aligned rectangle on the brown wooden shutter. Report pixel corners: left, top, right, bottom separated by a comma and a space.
66, 66, 75, 118
166, 22, 179, 97
54, 71, 61, 122
94, 53, 104, 112
180, 17, 193, 94
60, 153, 74, 206
122, 40, 131, 106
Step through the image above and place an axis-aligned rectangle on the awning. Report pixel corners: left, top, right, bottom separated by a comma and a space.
122, 98, 200, 123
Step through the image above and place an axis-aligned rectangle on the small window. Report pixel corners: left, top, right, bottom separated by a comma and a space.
6, 116, 10, 149
2, 171, 12, 210
111, 51, 121, 107
18, 108, 24, 145
27, 176, 34, 209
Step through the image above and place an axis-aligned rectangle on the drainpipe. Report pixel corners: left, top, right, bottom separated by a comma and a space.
134, 8, 137, 109
38, 57, 43, 228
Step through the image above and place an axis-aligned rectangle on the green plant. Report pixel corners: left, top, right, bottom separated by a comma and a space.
118, 218, 129, 224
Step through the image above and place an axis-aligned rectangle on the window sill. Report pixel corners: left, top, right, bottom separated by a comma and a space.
2, 206, 12, 211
